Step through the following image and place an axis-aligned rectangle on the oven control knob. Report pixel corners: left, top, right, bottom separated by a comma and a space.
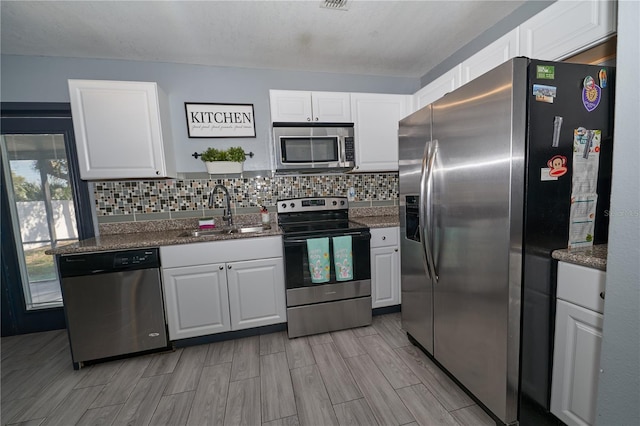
332, 201, 337, 206
340, 201, 345, 205
281, 203, 287, 208
290, 203, 295, 208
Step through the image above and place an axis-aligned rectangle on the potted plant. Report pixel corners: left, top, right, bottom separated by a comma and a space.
201, 146, 246, 174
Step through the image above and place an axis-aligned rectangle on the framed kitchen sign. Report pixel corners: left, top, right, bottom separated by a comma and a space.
184, 103, 256, 138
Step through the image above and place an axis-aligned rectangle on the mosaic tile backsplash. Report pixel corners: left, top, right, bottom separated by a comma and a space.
94, 173, 398, 221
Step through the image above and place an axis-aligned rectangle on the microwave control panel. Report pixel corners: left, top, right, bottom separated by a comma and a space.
344, 137, 355, 162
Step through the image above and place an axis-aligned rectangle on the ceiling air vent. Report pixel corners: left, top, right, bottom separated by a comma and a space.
320, 0, 349, 11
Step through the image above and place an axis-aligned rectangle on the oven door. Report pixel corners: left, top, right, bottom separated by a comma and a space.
282, 230, 371, 307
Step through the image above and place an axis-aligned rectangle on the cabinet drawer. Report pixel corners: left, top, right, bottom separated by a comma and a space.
161, 236, 282, 268
557, 262, 606, 314
370, 227, 399, 248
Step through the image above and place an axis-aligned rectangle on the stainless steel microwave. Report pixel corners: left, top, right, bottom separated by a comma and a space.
273, 123, 355, 173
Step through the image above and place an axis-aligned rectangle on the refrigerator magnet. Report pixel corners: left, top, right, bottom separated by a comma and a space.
541, 168, 558, 181
599, 69, 608, 88
547, 155, 568, 177
582, 76, 601, 112
552, 116, 563, 147
533, 84, 556, 103
536, 65, 555, 80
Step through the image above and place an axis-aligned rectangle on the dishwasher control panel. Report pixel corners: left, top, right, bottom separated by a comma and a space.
113, 250, 158, 267
60, 248, 160, 277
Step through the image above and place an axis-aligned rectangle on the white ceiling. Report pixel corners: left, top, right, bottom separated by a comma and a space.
1, 0, 527, 78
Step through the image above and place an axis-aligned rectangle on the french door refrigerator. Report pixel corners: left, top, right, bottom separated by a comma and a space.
399, 57, 614, 425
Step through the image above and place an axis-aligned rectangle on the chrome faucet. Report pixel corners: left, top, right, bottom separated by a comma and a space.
208, 184, 233, 226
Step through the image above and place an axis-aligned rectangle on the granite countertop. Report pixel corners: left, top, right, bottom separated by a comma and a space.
352, 215, 400, 228
552, 244, 608, 271
47, 225, 282, 255
47, 208, 401, 256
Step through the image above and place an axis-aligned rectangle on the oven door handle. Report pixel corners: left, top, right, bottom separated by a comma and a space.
283, 231, 370, 244
283, 239, 314, 244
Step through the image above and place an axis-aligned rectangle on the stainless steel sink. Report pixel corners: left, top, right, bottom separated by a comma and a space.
232, 226, 267, 234
179, 225, 268, 237
179, 228, 231, 237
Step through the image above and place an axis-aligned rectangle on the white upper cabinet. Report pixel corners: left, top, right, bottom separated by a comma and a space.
414, 0, 617, 110
462, 29, 519, 85
519, 0, 617, 61
413, 65, 462, 111
269, 90, 351, 122
351, 93, 411, 172
68, 79, 175, 180
312, 92, 352, 122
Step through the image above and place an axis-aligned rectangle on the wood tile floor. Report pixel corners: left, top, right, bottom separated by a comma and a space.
1, 313, 495, 426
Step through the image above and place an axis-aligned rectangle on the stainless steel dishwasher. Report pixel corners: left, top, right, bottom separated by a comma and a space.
59, 248, 168, 368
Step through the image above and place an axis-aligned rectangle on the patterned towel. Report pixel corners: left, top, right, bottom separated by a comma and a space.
332, 236, 353, 282
306, 237, 330, 283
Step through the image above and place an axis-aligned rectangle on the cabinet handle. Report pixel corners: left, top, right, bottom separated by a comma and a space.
228, 265, 232, 269
395, 248, 398, 252
219, 266, 224, 270
600, 291, 605, 300
382, 236, 386, 240
315, 117, 319, 121
307, 117, 311, 121
155, 170, 160, 175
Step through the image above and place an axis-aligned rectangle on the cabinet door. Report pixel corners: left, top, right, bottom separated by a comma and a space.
351, 93, 410, 172
269, 90, 313, 122
413, 65, 462, 110
371, 245, 400, 309
227, 258, 286, 330
557, 262, 606, 314
519, 0, 617, 61
462, 29, 519, 84
162, 263, 231, 340
551, 299, 604, 426
311, 92, 352, 122
68, 79, 173, 179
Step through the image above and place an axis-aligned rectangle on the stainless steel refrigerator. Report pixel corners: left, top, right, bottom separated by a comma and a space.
399, 57, 614, 425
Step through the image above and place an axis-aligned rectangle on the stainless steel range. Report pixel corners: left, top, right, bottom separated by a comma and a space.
278, 197, 371, 338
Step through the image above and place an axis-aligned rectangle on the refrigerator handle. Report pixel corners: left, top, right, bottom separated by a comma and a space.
418, 140, 433, 281
424, 140, 438, 282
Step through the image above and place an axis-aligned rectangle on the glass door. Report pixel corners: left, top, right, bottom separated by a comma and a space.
1, 134, 78, 308
1, 104, 94, 335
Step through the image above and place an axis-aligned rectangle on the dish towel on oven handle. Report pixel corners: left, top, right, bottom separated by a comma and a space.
306, 237, 330, 283
332, 235, 353, 281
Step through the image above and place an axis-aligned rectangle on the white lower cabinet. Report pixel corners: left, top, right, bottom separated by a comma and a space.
162, 263, 231, 339
551, 261, 606, 426
161, 237, 286, 341
227, 258, 286, 331
370, 227, 400, 308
